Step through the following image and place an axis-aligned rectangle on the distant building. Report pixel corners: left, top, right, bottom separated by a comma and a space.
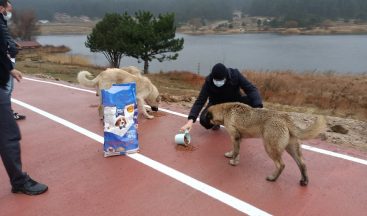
80, 16, 91, 22
232, 10, 242, 21
54, 12, 71, 22
17, 40, 42, 49
232, 10, 244, 27
54, 12, 92, 23
38, 20, 50, 24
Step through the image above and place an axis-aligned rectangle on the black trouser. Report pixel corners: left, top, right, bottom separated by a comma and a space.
199, 96, 251, 129
0, 88, 27, 187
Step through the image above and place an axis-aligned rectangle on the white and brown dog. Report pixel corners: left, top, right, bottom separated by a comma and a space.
77, 67, 160, 119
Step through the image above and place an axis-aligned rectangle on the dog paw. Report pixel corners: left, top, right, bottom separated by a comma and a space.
229, 160, 239, 166
266, 176, 277, 182
145, 114, 154, 119
224, 150, 234, 158
229, 154, 240, 166
300, 179, 308, 186
229, 157, 240, 166
229, 159, 239, 166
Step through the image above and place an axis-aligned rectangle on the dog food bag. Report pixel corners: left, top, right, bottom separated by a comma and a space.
101, 83, 139, 157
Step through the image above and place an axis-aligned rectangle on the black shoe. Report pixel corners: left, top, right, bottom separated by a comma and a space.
14, 112, 26, 120
212, 125, 220, 130
12, 178, 48, 195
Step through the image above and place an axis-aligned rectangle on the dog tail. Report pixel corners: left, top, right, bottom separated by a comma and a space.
289, 115, 327, 140
77, 71, 98, 87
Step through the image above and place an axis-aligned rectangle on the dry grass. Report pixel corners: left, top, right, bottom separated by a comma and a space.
38, 22, 95, 35
146, 71, 204, 97
244, 70, 367, 120
42, 54, 92, 67
150, 69, 367, 121
17, 57, 102, 83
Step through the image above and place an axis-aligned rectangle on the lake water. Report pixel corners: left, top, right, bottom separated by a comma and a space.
37, 33, 367, 75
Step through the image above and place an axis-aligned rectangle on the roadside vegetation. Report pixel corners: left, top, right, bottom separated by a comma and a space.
244, 70, 367, 120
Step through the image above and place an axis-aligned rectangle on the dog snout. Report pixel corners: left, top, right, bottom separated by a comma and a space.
151, 106, 158, 112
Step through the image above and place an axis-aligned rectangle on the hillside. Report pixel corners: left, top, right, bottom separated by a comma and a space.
13, 0, 367, 24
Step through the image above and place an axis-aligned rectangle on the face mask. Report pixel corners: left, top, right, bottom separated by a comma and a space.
213, 79, 226, 87
4, 12, 12, 21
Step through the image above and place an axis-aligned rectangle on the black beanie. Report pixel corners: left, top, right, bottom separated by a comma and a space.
0, 0, 7, 6
211, 63, 228, 80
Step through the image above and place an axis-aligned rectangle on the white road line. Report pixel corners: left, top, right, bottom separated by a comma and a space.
22, 76, 367, 166
24, 77, 96, 94
11, 98, 272, 216
301, 145, 367, 165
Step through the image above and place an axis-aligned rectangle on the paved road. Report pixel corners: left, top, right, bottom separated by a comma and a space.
0, 77, 366, 216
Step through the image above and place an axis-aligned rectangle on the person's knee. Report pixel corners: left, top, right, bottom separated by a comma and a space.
200, 119, 213, 129
199, 114, 213, 129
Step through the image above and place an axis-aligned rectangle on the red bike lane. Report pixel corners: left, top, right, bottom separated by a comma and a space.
0, 77, 366, 216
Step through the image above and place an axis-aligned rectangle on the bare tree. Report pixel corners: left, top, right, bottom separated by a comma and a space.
9, 10, 39, 40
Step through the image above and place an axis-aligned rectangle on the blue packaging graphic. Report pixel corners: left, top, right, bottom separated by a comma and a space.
101, 83, 139, 157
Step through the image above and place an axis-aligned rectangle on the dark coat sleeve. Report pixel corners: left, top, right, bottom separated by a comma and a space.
237, 71, 263, 108
188, 80, 209, 122
0, 20, 18, 58
0, 21, 14, 88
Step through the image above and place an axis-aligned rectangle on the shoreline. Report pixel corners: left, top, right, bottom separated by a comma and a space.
177, 26, 367, 36
38, 22, 367, 36
39, 29, 367, 37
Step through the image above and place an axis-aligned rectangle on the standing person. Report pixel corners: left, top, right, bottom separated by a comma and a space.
1, 0, 25, 120
180, 63, 263, 132
0, 0, 47, 195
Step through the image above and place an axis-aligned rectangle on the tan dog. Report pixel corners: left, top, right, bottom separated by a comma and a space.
77, 68, 160, 119
120, 66, 143, 77
206, 102, 326, 186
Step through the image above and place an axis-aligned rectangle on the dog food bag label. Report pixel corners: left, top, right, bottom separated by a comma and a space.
101, 83, 139, 157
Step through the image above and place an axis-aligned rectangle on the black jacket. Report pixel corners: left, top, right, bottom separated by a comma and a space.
0, 15, 18, 58
188, 68, 263, 122
0, 18, 14, 89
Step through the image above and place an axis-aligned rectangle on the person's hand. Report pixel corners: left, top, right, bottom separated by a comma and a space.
180, 119, 193, 132
11, 69, 23, 82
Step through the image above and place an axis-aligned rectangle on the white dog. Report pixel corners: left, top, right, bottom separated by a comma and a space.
77, 68, 160, 119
